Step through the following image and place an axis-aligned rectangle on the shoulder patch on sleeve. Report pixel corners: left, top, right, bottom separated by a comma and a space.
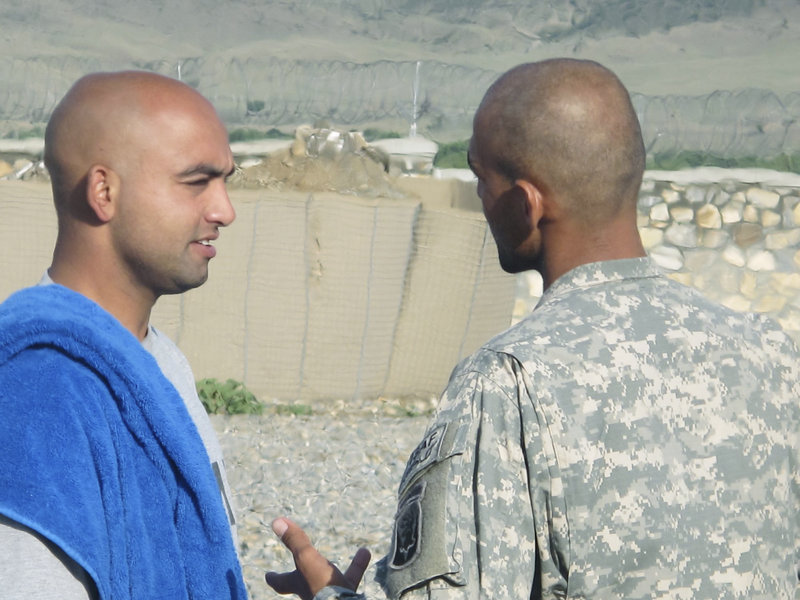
400, 425, 446, 488
389, 481, 425, 568
378, 421, 470, 599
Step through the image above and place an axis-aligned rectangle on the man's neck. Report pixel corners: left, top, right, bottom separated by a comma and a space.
539, 219, 646, 292
46, 266, 154, 341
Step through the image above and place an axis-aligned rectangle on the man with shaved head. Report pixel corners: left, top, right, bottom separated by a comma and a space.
266, 59, 800, 599
0, 72, 245, 599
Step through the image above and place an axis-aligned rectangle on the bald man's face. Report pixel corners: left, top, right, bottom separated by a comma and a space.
108, 95, 235, 298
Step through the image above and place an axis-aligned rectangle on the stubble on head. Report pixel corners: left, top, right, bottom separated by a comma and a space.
476, 59, 646, 226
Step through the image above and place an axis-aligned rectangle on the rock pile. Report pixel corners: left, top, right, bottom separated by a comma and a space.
230, 125, 404, 198
0, 157, 47, 182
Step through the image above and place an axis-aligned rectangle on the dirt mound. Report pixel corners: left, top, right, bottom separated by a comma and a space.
229, 126, 407, 199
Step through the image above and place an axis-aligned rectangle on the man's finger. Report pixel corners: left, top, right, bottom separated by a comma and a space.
265, 570, 309, 597
273, 517, 312, 554
343, 547, 372, 589
274, 518, 336, 579
268, 516, 370, 596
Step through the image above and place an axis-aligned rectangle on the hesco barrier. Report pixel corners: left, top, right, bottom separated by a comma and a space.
4, 171, 800, 402
0, 179, 515, 402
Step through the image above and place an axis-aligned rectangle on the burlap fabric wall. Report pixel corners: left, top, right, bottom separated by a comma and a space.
0, 180, 515, 402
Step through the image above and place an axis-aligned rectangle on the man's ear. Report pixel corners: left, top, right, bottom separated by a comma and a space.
85, 164, 119, 223
514, 179, 545, 230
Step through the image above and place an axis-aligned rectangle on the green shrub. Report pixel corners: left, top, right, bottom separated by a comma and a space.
362, 128, 402, 142
265, 128, 292, 139
197, 378, 263, 415
274, 403, 314, 416
433, 139, 469, 169
646, 151, 800, 174
228, 127, 292, 142
3, 126, 45, 140
425, 144, 800, 174
246, 99, 265, 113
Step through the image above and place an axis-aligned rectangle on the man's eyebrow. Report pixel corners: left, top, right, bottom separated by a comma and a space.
178, 164, 234, 178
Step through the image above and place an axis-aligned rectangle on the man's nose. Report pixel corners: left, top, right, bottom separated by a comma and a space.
208, 183, 236, 226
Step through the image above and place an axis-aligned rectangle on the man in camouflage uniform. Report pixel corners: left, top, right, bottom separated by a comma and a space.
266, 59, 800, 599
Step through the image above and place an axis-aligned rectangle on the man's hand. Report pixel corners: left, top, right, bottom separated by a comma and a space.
265, 517, 371, 600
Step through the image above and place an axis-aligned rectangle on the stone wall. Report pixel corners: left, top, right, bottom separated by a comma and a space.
514, 169, 800, 341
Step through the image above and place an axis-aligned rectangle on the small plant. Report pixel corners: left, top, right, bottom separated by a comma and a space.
197, 378, 263, 415
433, 139, 469, 169
362, 128, 402, 142
3, 126, 46, 140
646, 151, 800, 174
274, 403, 314, 416
246, 99, 266, 113
228, 127, 291, 142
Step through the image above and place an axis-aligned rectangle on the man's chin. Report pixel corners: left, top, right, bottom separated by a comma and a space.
159, 273, 209, 296
498, 253, 537, 275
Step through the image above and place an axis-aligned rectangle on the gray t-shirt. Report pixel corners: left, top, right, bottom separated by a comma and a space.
141, 325, 238, 534
0, 277, 237, 599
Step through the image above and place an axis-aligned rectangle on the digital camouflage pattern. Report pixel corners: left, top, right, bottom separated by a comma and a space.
323, 257, 800, 600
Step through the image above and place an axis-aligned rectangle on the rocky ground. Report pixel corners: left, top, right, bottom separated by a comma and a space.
213, 405, 431, 600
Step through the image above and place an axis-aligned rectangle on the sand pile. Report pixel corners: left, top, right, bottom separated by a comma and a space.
230, 125, 406, 199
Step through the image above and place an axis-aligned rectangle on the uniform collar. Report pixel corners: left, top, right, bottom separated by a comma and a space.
536, 257, 661, 308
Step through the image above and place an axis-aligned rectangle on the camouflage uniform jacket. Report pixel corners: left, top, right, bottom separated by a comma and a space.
324, 257, 800, 599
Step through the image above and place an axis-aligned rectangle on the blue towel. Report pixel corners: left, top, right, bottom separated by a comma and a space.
0, 285, 247, 599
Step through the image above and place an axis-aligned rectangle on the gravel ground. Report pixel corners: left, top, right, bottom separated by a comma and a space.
212, 402, 432, 600
209, 275, 536, 600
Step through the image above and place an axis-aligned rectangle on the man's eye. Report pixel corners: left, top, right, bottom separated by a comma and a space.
186, 179, 209, 186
